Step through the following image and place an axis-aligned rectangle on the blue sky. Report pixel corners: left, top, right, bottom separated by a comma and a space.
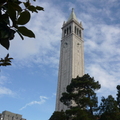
0, 0, 120, 120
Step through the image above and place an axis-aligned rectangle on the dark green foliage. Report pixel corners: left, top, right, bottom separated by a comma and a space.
0, 54, 13, 66
49, 111, 67, 120
60, 74, 100, 111
66, 108, 95, 120
116, 85, 120, 110
60, 74, 101, 120
17, 26, 35, 38
0, 0, 44, 50
98, 95, 120, 120
17, 10, 31, 25
0, 0, 44, 66
99, 95, 119, 114
99, 112, 120, 120
50, 75, 120, 120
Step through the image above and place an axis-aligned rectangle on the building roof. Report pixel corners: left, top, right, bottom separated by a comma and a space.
68, 8, 78, 22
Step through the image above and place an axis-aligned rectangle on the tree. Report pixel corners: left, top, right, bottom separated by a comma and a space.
98, 95, 120, 120
0, 54, 13, 66
116, 85, 120, 111
0, 0, 44, 66
60, 74, 101, 120
49, 111, 67, 120
65, 108, 95, 120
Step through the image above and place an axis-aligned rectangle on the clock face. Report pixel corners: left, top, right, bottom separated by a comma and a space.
63, 42, 68, 48
77, 42, 81, 46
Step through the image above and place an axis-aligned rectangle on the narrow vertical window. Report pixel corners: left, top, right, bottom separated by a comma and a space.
75, 26, 76, 34
79, 30, 81, 37
77, 28, 79, 35
67, 28, 68, 35
64, 29, 66, 36
69, 26, 71, 33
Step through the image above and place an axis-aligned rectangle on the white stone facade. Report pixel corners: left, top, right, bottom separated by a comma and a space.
55, 9, 84, 111
0, 111, 26, 120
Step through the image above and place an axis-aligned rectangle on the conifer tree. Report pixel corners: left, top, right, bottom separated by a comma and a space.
60, 74, 101, 120
116, 85, 120, 111
49, 111, 66, 120
98, 95, 120, 120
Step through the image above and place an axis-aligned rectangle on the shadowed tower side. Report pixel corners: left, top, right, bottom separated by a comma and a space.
55, 8, 84, 111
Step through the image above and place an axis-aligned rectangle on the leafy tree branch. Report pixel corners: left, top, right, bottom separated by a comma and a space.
0, 0, 44, 66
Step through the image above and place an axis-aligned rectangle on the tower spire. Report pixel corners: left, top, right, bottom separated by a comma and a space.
68, 8, 78, 21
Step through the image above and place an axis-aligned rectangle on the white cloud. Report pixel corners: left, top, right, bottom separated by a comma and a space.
0, 86, 14, 95
0, 1, 65, 68
20, 96, 48, 110
0, 75, 7, 85
0, 0, 119, 101
52, 93, 56, 97
75, 1, 120, 98
85, 24, 120, 56
0, 75, 14, 96
84, 23, 120, 95
86, 63, 120, 98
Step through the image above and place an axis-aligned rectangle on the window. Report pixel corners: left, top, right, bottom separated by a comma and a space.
77, 28, 79, 35
67, 28, 68, 35
75, 26, 76, 34
64, 29, 66, 36
69, 26, 71, 33
79, 30, 81, 37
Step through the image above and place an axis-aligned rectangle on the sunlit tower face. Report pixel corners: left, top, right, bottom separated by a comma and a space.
55, 8, 84, 111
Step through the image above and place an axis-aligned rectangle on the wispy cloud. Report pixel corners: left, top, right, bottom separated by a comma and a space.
0, 1, 65, 69
0, 86, 14, 95
0, 0, 119, 102
84, 21, 120, 97
0, 75, 14, 96
73, 0, 120, 98
20, 96, 48, 110
0, 75, 7, 85
52, 93, 56, 97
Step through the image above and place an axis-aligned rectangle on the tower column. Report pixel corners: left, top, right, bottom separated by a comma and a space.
56, 9, 84, 111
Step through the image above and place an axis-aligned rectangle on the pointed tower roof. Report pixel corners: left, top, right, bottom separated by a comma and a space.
68, 8, 78, 21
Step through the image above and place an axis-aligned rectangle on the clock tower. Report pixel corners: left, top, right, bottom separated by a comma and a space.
55, 8, 84, 111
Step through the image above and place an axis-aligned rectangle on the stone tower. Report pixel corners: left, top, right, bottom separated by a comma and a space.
55, 8, 84, 111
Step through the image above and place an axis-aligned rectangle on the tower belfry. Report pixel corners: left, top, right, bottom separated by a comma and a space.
56, 9, 84, 111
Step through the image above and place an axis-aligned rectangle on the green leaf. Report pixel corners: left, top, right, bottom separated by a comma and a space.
8, 2, 16, 26
17, 10, 31, 25
11, 2, 22, 12
28, 5, 38, 13
0, 14, 9, 25
16, 30, 24, 40
17, 26, 35, 38
0, 30, 8, 39
9, 29, 16, 40
0, 54, 13, 66
23, 1, 30, 8
0, 39, 10, 50
36, 6, 44, 11
0, 0, 7, 7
